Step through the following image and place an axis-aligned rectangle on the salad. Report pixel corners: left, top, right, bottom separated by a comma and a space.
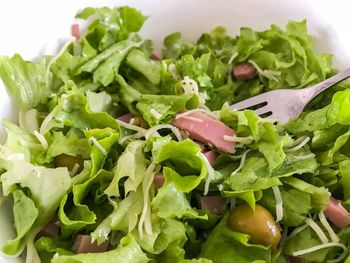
1, 5, 350, 263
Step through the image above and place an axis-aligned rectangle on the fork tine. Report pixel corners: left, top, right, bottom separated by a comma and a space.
254, 105, 271, 115
230, 94, 268, 110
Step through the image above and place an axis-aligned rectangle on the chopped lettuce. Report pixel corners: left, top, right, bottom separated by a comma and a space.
0, 145, 71, 255
0, 54, 50, 110
51, 234, 149, 263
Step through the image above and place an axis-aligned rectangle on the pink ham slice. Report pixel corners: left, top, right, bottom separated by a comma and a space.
172, 112, 236, 153
153, 173, 165, 189
72, 235, 109, 254
204, 151, 218, 166
117, 113, 134, 123
324, 197, 350, 228
200, 196, 226, 214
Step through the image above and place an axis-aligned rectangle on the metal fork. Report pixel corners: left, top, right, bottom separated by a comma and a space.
230, 68, 350, 124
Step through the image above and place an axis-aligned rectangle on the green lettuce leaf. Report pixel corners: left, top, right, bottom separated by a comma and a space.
104, 140, 148, 197
134, 217, 187, 257
58, 129, 118, 233
55, 92, 119, 130
91, 188, 143, 244
0, 54, 50, 110
219, 105, 293, 171
327, 89, 350, 126
136, 94, 198, 126
126, 48, 161, 85
47, 130, 91, 160
0, 146, 71, 255
151, 167, 206, 220
2, 119, 42, 163
35, 236, 73, 263
86, 91, 112, 113
154, 139, 206, 193
76, 6, 147, 51
284, 226, 340, 263
222, 151, 318, 208
51, 234, 149, 263
2, 189, 39, 255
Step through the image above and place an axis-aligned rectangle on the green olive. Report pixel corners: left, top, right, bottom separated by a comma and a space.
54, 154, 84, 173
131, 116, 149, 129
227, 204, 281, 250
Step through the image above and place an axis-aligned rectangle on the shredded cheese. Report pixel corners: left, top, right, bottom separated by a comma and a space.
292, 242, 348, 263
168, 63, 180, 80
305, 218, 329, 244
20, 139, 43, 150
229, 197, 236, 210
33, 131, 48, 150
69, 163, 81, 177
145, 124, 182, 141
230, 149, 252, 176
150, 108, 162, 120
39, 106, 60, 135
198, 91, 209, 107
89, 137, 107, 155
117, 119, 148, 135
7, 153, 26, 162
150, 109, 162, 120
138, 162, 157, 240
286, 136, 310, 153
228, 51, 239, 65
290, 135, 308, 147
118, 132, 144, 145
223, 135, 254, 144
272, 186, 283, 222
294, 153, 316, 160
199, 152, 216, 196
175, 108, 218, 120
248, 60, 281, 82
286, 224, 308, 240
318, 211, 339, 243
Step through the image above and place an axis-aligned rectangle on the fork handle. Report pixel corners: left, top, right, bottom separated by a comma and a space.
305, 67, 350, 99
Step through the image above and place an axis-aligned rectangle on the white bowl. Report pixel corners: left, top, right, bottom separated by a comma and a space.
1, 0, 350, 262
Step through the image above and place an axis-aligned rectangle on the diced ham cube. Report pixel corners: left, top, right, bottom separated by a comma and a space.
72, 235, 109, 254
36, 216, 59, 238
324, 197, 350, 228
172, 112, 236, 153
71, 24, 80, 39
117, 113, 134, 123
204, 150, 218, 166
153, 173, 165, 189
150, 53, 161, 60
200, 196, 226, 214
232, 62, 257, 81
288, 256, 309, 263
